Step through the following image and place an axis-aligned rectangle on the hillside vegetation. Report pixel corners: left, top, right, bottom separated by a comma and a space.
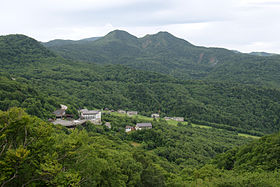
1, 108, 279, 186
1, 32, 280, 186
45, 30, 280, 87
1, 34, 280, 134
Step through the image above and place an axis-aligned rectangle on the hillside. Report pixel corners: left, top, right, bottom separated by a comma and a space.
1, 33, 280, 186
186, 132, 280, 186
213, 131, 280, 171
1, 34, 280, 135
44, 30, 280, 87
0, 34, 55, 64
0, 75, 59, 118
1, 108, 279, 186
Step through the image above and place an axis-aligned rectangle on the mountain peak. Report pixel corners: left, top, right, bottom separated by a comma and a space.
0, 34, 55, 61
155, 31, 174, 36
105, 30, 138, 41
140, 31, 193, 48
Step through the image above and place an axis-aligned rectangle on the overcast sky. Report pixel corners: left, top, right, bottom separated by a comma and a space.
1, 0, 280, 53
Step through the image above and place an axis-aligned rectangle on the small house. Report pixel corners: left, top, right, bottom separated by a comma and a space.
105, 122, 111, 129
127, 111, 138, 116
60, 104, 68, 110
125, 126, 135, 132
117, 110, 126, 114
164, 117, 171, 120
53, 109, 66, 119
151, 113, 160, 118
136, 123, 152, 130
172, 117, 184, 122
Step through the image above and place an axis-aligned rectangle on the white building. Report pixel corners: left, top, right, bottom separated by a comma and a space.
80, 109, 101, 123
105, 122, 111, 129
172, 117, 184, 122
151, 113, 160, 118
136, 123, 152, 130
125, 126, 134, 132
117, 110, 126, 114
127, 111, 138, 116
164, 117, 184, 122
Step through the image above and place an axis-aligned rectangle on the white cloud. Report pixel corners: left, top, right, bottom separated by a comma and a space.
1, 0, 280, 53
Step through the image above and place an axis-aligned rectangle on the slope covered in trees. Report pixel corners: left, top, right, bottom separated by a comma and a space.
1, 108, 279, 186
44, 30, 280, 87
0, 75, 59, 119
1, 34, 280, 134
213, 131, 280, 172
188, 132, 280, 186
0, 108, 251, 186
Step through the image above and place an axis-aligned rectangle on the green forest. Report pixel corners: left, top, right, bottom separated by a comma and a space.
1, 108, 280, 186
1, 35, 280, 135
45, 30, 280, 87
1, 33, 280, 186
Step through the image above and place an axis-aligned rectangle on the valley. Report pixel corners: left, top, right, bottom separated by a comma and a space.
0, 32, 280, 186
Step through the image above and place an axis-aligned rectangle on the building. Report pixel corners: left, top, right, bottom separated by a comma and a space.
164, 117, 171, 120
127, 111, 138, 116
117, 110, 126, 114
151, 113, 160, 118
53, 104, 68, 119
136, 123, 152, 130
125, 126, 135, 132
164, 117, 184, 122
104, 122, 111, 129
172, 117, 184, 122
53, 109, 66, 118
52, 119, 87, 128
60, 104, 68, 110
79, 109, 101, 123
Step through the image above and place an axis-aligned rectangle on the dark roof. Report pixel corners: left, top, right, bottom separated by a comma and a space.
125, 126, 134, 129
53, 109, 65, 116
136, 123, 152, 127
82, 110, 100, 115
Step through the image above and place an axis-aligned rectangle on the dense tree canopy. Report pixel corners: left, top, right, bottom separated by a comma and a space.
1, 34, 280, 134
1, 33, 280, 186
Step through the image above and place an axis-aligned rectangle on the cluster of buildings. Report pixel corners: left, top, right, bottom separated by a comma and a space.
125, 123, 152, 132
52, 105, 183, 132
164, 117, 184, 122
52, 105, 102, 128
117, 110, 138, 116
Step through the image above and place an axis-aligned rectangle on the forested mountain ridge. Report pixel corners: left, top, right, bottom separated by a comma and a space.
1, 33, 280, 186
1, 34, 280, 135
0, 34, 56, 64
44, 30, 280, 87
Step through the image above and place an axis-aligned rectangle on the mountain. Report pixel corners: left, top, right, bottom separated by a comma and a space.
44, 30, 280, 87
2, 34, 280, 135
249, 51, 277, 57
0, 34, 55, 64
1, 33, 280, 186
43, 37, 101, 47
